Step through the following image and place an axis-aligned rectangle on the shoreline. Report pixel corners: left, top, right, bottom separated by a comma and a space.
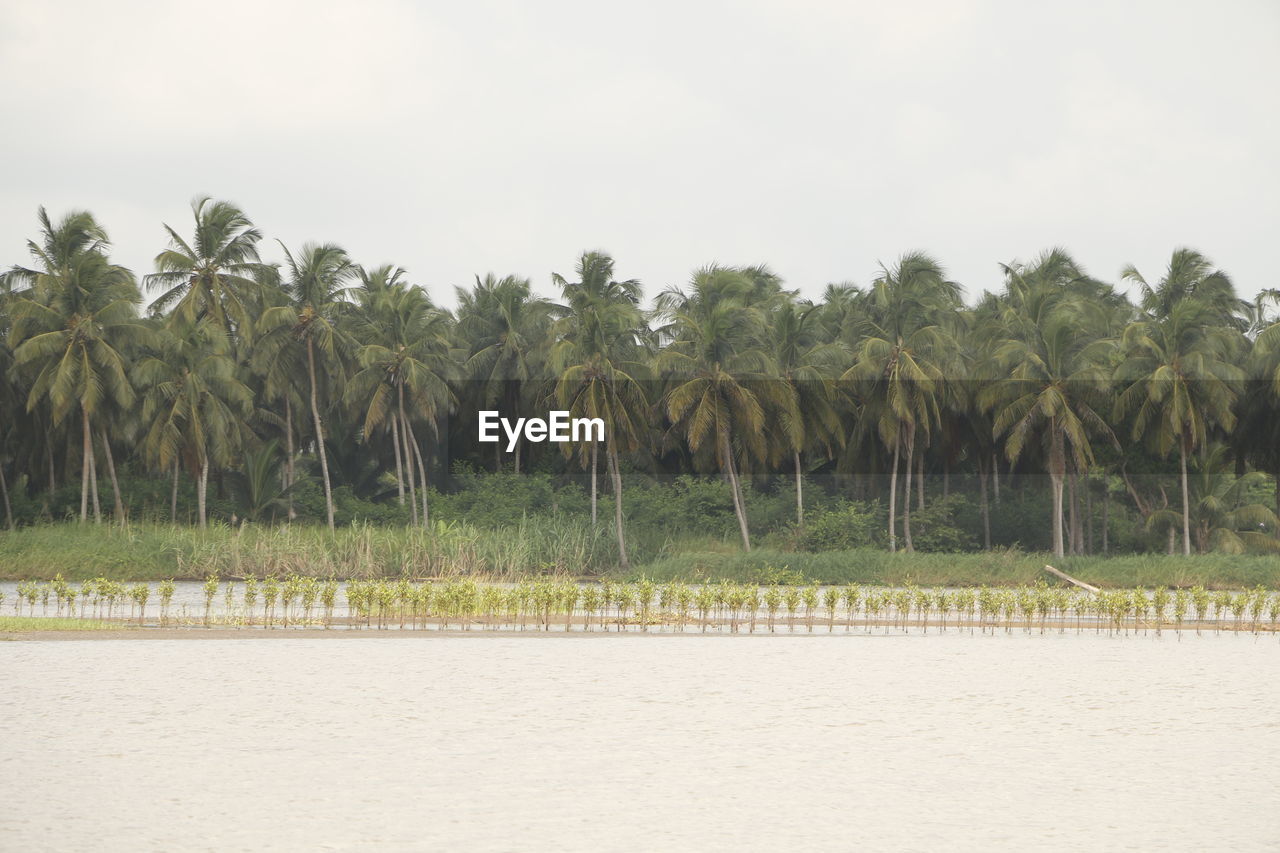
6, 618, 1275, 642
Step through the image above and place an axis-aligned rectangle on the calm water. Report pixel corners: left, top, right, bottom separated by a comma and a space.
1, 633, 1277, 852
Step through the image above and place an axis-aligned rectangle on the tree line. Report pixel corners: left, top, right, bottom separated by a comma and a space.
2, 198, 1278, 562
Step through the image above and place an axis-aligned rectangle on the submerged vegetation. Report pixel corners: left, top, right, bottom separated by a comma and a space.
5, 575, 1280, 637
2, 200, 1280, 571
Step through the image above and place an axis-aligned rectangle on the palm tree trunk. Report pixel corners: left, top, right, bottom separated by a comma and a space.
902, 423, 915, 553
83, 406, 101, 525
888, 427, 900, 553
401, 405, 429, 526
0, 462, 14, 531
1051, 472, 1065, 559
1050, 425, 1065, 559
410, 426, 430, 526
916, 449, 925, 512
1085, 475, 1094, 555
397, 386, 418, 526
1179, 438, 1191, 556
307, 338, 335, 530
170, 460, 179, 522
794, 450, 804, 528
978, 457, 991, 550
80, 407, 91, 524
100, 429, 124, 524
1102, 485, 1109, 554
590, 443, 598, 526
198, 454, 209, 529
723, 438, 751, 552
992, 451, 1000, 505
390, 405, 405, 505
284, 396, 296, 520
46, 435, 55, 494
607, 441, 628, 569
1067, 471, 1079, 555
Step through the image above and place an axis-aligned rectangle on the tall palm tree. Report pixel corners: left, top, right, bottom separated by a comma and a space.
1141, 443, 1279, 554
347, 267, 456, 525
146, 198, 269, 341
768, 298, 846, 526
842, 252, 959, 552
7, 209, 149, 523
257, 243, 356, 529
135, 318, 252, 526
655, 266, 787, 550
455, 274, 557, 473
1123, 248, 1248, 331
980, 250, 1118, 558
552, 251, 647, 566
1114, 298, 1243, 555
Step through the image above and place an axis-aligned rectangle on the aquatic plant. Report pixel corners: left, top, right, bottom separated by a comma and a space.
159, 579, 175, 625
129, 583, 149, 624
202, 574, 219, 626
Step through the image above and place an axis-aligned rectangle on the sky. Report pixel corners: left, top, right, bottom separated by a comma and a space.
1, 0, 1276, 310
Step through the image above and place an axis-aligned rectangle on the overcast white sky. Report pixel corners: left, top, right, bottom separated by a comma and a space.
1, 0, 1276, 309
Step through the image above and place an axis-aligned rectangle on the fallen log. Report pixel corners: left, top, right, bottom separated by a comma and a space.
1043, 564, 1100, 595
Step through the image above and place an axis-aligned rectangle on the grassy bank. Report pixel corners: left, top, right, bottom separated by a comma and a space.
632, 549, 1280, 589
2, 522, 1279, 589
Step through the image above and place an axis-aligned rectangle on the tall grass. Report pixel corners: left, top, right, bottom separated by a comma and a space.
632, 548, 1280, 589
3, 522, 1280, 589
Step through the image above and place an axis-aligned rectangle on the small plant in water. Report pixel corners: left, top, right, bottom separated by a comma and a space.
202, 574, 219, 626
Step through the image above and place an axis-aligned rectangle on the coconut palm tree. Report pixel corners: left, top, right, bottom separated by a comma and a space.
1114, 298, 1243, 555
842, 252, 960, 552
7, 208, 149, 523
1123, 248, 1248, 332
347, 267, 456, 525
256, 242, 356, 529
135, 317, 253, 526
552, 251, 648, 566
980, 250, 1118, 558
655, 266, 787, 550
1141, 443, 1279, 554
146, 198, 269, 342
767, 298, 846, 526
455, 273, 558, 473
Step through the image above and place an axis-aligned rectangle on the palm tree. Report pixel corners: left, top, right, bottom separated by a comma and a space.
842, 252, 959, 552
455, 274, 557, 473
1123, 248, 1248, 331
552, 251, 648, 566
146, 198, 269, 341
1141, 443, 1279, 554
7, 209, 149, 523
135, 318, 252, 527
257, 243, 356, 529
1114, 298, 1243, 555
980, 250, 1118, 558
226, 439, 297, 524
347, 267, 456, 525
767, 298, 846, 526
655, 266, 786, 550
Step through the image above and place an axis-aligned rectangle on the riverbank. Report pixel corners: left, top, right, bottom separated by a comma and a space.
3, 522, 1279, 588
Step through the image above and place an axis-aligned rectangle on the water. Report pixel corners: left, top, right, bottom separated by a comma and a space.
1, 633, 1277, 851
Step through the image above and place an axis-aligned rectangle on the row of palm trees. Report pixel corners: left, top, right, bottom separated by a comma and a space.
2, 198, 1278, 562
